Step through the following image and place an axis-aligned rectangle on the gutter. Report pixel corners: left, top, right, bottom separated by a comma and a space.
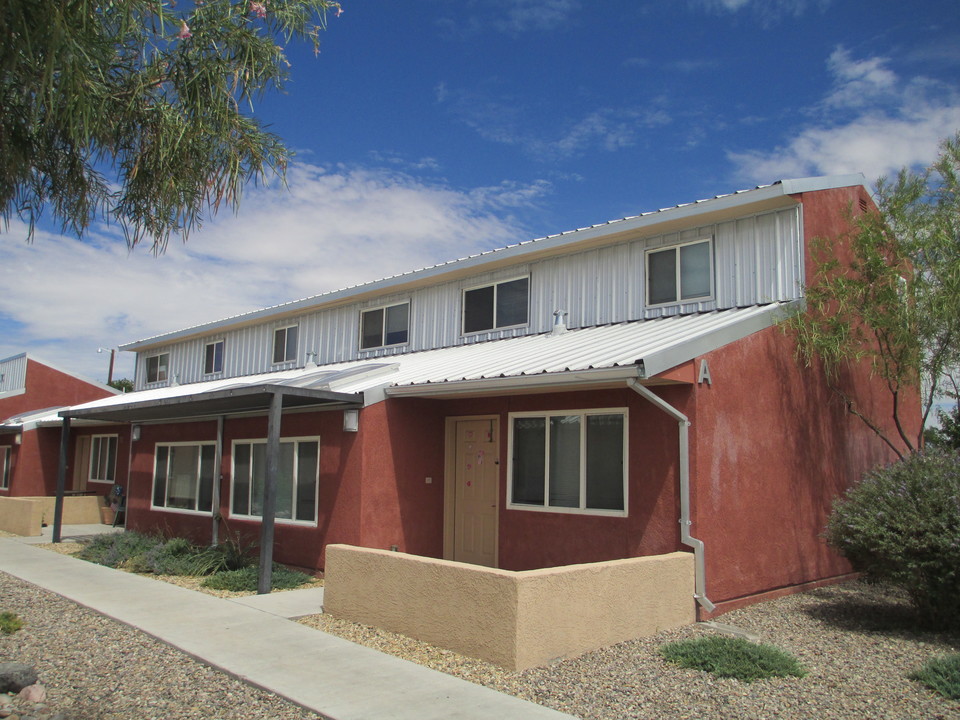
628, 378, 715, 613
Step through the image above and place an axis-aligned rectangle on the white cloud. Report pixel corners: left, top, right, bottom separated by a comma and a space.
440, 86, 671, 161
697, 0, 830, 17
823, 47, 899, 109
728, 47, 960, 183
439, 0, 581, 35
0, 165, 545, 382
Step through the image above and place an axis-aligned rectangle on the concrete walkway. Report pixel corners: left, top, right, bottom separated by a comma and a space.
0, 538, 574, 720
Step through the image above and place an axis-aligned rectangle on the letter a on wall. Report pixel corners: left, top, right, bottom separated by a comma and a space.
698, 359, 712, 386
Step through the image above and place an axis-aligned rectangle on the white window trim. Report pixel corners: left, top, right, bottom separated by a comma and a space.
0, 446, 11, 490
203, 339, 225, 376
506, 407, 629, 517
229, 436, 320, 527
359, 301, 410, 351
88, 434, 118, 484
150, 441, 217, 516
272, 325, 299, 365
461, 275, 531, 336
145, 352, 170, 384
645, 237, 715, 309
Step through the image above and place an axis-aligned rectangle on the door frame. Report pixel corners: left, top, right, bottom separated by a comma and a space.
443, 414, 500, 565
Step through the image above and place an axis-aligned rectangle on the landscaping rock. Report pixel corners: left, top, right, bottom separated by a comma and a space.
17, 685, 45, 703
0, 665, 37, 694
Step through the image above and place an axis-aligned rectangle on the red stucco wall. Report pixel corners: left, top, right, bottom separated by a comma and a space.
0, 358, 118, 498
0, 359, 115, 419
125, 410, 368, 570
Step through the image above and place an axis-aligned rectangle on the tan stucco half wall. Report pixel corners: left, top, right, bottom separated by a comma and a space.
323, 545, 695, 670
0, 497, 46, 536
0, 496, 105, 535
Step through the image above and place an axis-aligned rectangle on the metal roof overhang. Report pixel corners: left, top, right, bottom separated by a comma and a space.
384, 365, 648, 399
60, 384, 363, 423
0, 424, 22, 436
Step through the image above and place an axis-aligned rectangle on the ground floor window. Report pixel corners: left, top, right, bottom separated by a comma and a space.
231, 437, 319, 523
152, 443, 215, 513
508, 409, 627, 515
0, 446, 10, 490
89, 435, 118, 484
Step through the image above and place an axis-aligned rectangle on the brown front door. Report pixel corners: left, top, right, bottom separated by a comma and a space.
73, 435, 92, 492
453, 418, 499, 567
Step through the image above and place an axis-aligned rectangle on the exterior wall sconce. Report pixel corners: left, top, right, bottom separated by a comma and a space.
13, 433, 22, 446
343, 409, 359, 433
131, 425, 141, 442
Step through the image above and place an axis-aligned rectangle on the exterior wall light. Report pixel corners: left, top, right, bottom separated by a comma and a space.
343, 409, 359, 433
131, 425, 141, 442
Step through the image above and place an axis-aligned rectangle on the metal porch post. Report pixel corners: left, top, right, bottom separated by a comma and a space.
52, 416, 71, 543
257, 392, 282, 594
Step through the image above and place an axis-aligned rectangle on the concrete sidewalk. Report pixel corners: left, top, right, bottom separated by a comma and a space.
0, 539, 574, 720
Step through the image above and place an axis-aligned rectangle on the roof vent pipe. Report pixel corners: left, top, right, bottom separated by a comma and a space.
304, 351, 318, 370
551, 310, 568, 336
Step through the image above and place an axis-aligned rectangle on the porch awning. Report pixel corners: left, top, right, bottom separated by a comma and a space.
61, 382, 363, 423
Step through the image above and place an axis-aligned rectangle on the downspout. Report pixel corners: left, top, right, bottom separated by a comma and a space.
628, 379, 715, 613
211, 415, 225, 547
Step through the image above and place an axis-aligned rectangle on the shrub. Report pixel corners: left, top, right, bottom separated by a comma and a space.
201, 564, 312, 592
660, 635, 806, 682
0, 612, 23, 635
910, 653, 960, 700
78, 531, 163, 568
825, 449, 960, 630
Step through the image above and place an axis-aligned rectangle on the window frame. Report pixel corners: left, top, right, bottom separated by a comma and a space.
507, 407, 629, 517
204, 339, 224, 375
88, 434, 118, 485
150, 441, 217, 515
461, 275, 530, 336
229, 436, 321, 526
645, 237, 715, 308
0, 446, 10, 490
359, 302, 410, 351
145, 353, 170, 384
272, 325, 299, 365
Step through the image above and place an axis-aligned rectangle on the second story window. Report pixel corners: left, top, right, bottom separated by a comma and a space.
204, 340, 224, 375
273, 325, 298, 364
146, 353, 169, 383
646, 238, 713, 306
463, 277, 529, 334
360, 303, 409, 350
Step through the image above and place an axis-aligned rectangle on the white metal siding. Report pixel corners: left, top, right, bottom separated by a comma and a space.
134, 206, 803, 389
0, 354, 28, 394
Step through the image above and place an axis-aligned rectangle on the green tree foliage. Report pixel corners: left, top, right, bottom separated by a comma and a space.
825, 449, 960, 631
924, 375, 960, 451
787, 134, 960, 458
108, 377, 135, 393
1, 0, 340, 252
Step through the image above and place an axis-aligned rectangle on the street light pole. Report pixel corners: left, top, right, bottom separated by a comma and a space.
98, 347, 116, 385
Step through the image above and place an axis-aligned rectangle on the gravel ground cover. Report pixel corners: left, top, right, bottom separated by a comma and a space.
0, 572, 323, 720
5, 531, 960, 719
301, 581, 960, 720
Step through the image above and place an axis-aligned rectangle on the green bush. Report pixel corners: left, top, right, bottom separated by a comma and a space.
660, 635, 806, 682
201, 564, 312, 592
79, 532, 257, 577
0, 611, 23, 635
825, 449, 960, 630
910, 653, 960, 700
78, 531, 163, 568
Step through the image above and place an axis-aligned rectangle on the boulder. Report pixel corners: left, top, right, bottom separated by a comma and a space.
0, 663, 38, 693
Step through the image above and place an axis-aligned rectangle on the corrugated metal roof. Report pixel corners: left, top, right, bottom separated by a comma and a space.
120, 175, 863, 351
69, 303, 790, 418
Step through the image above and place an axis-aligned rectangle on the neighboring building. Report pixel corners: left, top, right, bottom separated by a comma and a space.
63, 175, 917, 616
0, 354, 123, 498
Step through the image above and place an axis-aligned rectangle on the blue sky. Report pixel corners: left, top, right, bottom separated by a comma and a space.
1, 0, 958, 383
